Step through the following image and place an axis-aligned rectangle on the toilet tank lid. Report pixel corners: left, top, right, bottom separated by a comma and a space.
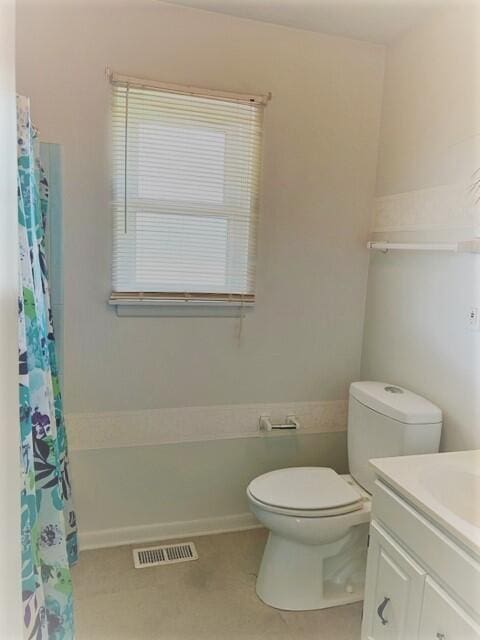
350, 382, 442, 425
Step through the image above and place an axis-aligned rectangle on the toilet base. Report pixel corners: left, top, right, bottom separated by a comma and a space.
255, 523, 368, 611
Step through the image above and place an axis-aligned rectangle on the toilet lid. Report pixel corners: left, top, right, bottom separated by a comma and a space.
248, 467, 362, 512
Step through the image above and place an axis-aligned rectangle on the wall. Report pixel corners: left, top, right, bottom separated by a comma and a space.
73, 431, 348, 549
17, 0, 384, 546
0, 0, 23, 634
16, 0, 384, 415
361, 5, 480, 452
68, 396, 349, 546
15, 0, 385, 544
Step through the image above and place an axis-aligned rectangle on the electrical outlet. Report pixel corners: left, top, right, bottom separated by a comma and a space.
469, 306, 480, 331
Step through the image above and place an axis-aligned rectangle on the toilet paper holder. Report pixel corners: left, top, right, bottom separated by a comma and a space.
259, 415, 300, 432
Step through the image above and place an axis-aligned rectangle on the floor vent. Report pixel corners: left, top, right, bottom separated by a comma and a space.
133, 542, 198, 568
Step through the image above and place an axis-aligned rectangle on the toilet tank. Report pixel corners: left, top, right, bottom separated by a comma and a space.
347, 381, 442, 494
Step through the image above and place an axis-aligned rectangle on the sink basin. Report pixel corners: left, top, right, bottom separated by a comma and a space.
421, 463, 480, 528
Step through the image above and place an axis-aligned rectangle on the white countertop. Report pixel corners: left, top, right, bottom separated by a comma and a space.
369, 449, 480, 558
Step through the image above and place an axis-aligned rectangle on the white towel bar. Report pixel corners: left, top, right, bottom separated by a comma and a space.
367, 240, 480, 253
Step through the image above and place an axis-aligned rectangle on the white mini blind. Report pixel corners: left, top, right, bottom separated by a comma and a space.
110, 75, 266, 304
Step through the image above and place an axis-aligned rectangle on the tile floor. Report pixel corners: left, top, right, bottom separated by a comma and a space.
72, 528, 362, 639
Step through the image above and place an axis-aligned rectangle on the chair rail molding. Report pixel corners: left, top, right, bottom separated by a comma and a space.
66, 399, 347, 451
372, 183, 480, 237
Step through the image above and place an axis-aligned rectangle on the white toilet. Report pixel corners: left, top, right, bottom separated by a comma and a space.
247, 381, 442, 611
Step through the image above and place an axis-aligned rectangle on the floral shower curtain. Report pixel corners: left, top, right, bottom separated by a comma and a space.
17, 95, 78, 639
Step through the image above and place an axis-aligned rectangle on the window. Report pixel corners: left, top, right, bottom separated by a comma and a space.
109, 74, 266, 309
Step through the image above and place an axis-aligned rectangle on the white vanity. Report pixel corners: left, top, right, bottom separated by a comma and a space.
361, 450, 480, 640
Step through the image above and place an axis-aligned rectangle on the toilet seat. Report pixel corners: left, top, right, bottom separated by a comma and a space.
247, 467, 363, 518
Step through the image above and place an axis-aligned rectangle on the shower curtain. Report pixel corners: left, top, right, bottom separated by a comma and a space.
17, 95, 78, 639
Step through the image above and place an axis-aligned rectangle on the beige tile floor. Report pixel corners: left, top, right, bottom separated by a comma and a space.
72, 528, 362, 640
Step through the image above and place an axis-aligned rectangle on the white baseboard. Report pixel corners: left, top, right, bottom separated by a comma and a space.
78, 512, 262, 551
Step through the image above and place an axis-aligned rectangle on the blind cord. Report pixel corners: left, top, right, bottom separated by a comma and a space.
237, 296, 245, 346
124, 84, 129, 234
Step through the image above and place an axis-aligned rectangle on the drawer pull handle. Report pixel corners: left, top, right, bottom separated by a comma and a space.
436, 634, 446, 640
377, 596, 390, 625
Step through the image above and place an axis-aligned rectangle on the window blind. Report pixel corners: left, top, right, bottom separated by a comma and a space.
110, 75, 266, 304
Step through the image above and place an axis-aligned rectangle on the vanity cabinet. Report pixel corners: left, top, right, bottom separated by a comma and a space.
418, 578, 480, 640
362, 521, 425, 640
361, 480, 480, 640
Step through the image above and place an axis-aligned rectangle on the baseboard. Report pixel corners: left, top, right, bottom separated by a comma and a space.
78, 512, 262, 551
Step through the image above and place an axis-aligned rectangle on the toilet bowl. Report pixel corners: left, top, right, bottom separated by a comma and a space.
247, 468, 371, 610
247, 382, 443, 611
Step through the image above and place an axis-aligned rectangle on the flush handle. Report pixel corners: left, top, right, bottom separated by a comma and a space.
377, 596, 390, 625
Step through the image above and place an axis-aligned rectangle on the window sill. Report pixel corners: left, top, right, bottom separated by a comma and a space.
109, 298, 254, 317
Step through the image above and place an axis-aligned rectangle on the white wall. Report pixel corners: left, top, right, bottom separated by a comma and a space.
361, 6, 480, 452
15, 0, 385, 416
72, 431, 348, 549
0, 0, 23, 635
375, 5, 480, 198
15, 0, 386, 544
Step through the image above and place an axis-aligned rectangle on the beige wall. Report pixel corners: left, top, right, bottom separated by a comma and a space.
375, 5, 480, 197
72, 431, 348, 548
15, 0, 386, 543
16, 0, 385, 415
0, 0, 22, 633
361, 6, 480, 452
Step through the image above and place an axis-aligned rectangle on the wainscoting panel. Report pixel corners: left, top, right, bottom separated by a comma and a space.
71, 430, 348, 551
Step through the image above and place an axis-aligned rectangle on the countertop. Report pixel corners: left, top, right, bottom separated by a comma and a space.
369, 449, 480, 558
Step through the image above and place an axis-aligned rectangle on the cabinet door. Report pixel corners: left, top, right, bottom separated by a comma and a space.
362, 520, 426, 640
418, 577, 480, 640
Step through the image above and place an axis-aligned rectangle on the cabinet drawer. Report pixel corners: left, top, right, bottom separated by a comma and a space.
418, 577, 480, 640
372, 480, 480, 615
362, 521, 426, 640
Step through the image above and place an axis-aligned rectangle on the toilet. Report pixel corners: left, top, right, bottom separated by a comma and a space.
247, 381, 442, 611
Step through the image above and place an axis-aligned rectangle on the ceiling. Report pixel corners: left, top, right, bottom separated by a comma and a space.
161, 0, 453, 44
